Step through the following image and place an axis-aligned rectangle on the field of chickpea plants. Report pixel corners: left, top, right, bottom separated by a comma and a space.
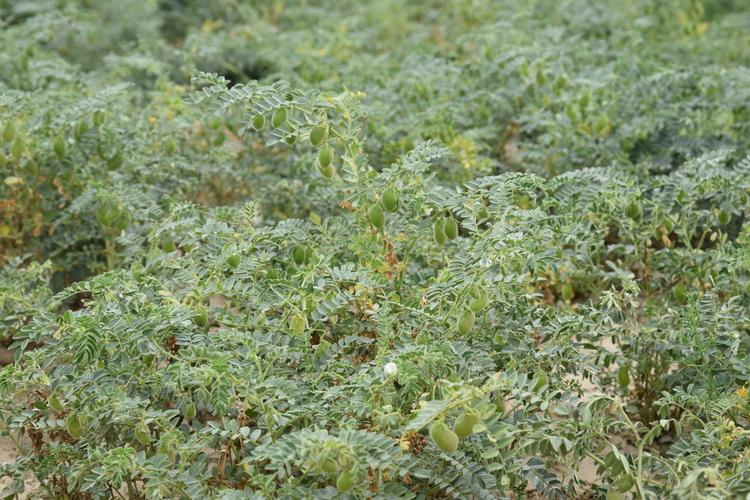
2, 0, 750, 498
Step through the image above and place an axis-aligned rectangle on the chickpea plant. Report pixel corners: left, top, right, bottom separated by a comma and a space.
2, 1, 750, 499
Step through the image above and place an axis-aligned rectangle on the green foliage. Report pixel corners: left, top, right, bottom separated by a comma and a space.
2, 0, 750, 498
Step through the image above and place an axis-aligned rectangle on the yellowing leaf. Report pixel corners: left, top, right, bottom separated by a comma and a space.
4, 176, 23, 186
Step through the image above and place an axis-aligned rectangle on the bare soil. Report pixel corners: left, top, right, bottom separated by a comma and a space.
0, 438, 36, 499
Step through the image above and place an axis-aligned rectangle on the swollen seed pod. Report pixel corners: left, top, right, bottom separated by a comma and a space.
227, 254, 241, 268
317, 163, 335, 179
48, 395, 64, 412
66, 414, 82, 438
532, 370, 549, 393
593, 114, 610, 136
10, 137, 24, 158
565, 102, 578, 122
519, 61, 530, 78
289, 313, 306, 335
115, 211, 129, 231
468, 288, 488, 312
193, 307, 208, 328
93, 110, 105, 127
318, 146, 333, 168
673, 282, 687, 304
515, 194, 532, 210
309, 124, 328, 146
162, 236, 176, 253
266, 268, 281, 280
53, 135, 66, 159
320, 458, 338, 474
617, 365, 630, 388
454, 412, 480, 439
94, 205, 111, 227
616, 474, 635, 494
495, 397, 506, 415
429, 421, 459, 453
434, 219, 446, 245
107, 151, 124, 171
134, 422, 150, 445
458, 308, 475, 335
626, 201, 642, 221
561, 283, 574, 301
336, 470, 355, 492
368, 205, 385, 229
3, 121, 15, 142
185, 401, 197, 419
285, 134, 297, 146
165, 139, 177, 155
444, 217, 458, 240
272, 108, 287, 128
158, 441, 177, 462
252, 114, 265, 130
536, 69, 546, 86
75, 121, 89, 140
382, 188, 399, 212
718, 210, 731, 225
580, 91, 591, 110
293, 245, 307, 266
554, 75, 567, 93
415, 331, 429, 345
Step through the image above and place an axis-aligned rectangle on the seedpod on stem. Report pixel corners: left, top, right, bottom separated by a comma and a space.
429, 420, 459, 453
317, 162, 335, 179
272, 108, 287, 128
457, 308, 475, 335
318, 145, 333, 168
3, 121, 16, 142
53, 135, 66, 159
336, 470, 356, 492
454, 411, 480, 439
382, 188, 399, 212
292, 245, 308, 266
226, 254, 241, 268
444, 216, 458, 239
309, 124, 328, 146
252, 114, 265, 130
434, 219, 446, 245
368, 205, 385, 229
468, 287, 488, 312
193, 307, 209, 327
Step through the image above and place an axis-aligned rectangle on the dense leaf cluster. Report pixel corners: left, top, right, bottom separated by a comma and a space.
2, 0, 750, 498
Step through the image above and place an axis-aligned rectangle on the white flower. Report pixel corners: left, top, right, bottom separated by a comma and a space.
384, 362, 398, 376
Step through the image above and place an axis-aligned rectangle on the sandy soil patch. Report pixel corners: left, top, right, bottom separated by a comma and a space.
0, 437, 36, 499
